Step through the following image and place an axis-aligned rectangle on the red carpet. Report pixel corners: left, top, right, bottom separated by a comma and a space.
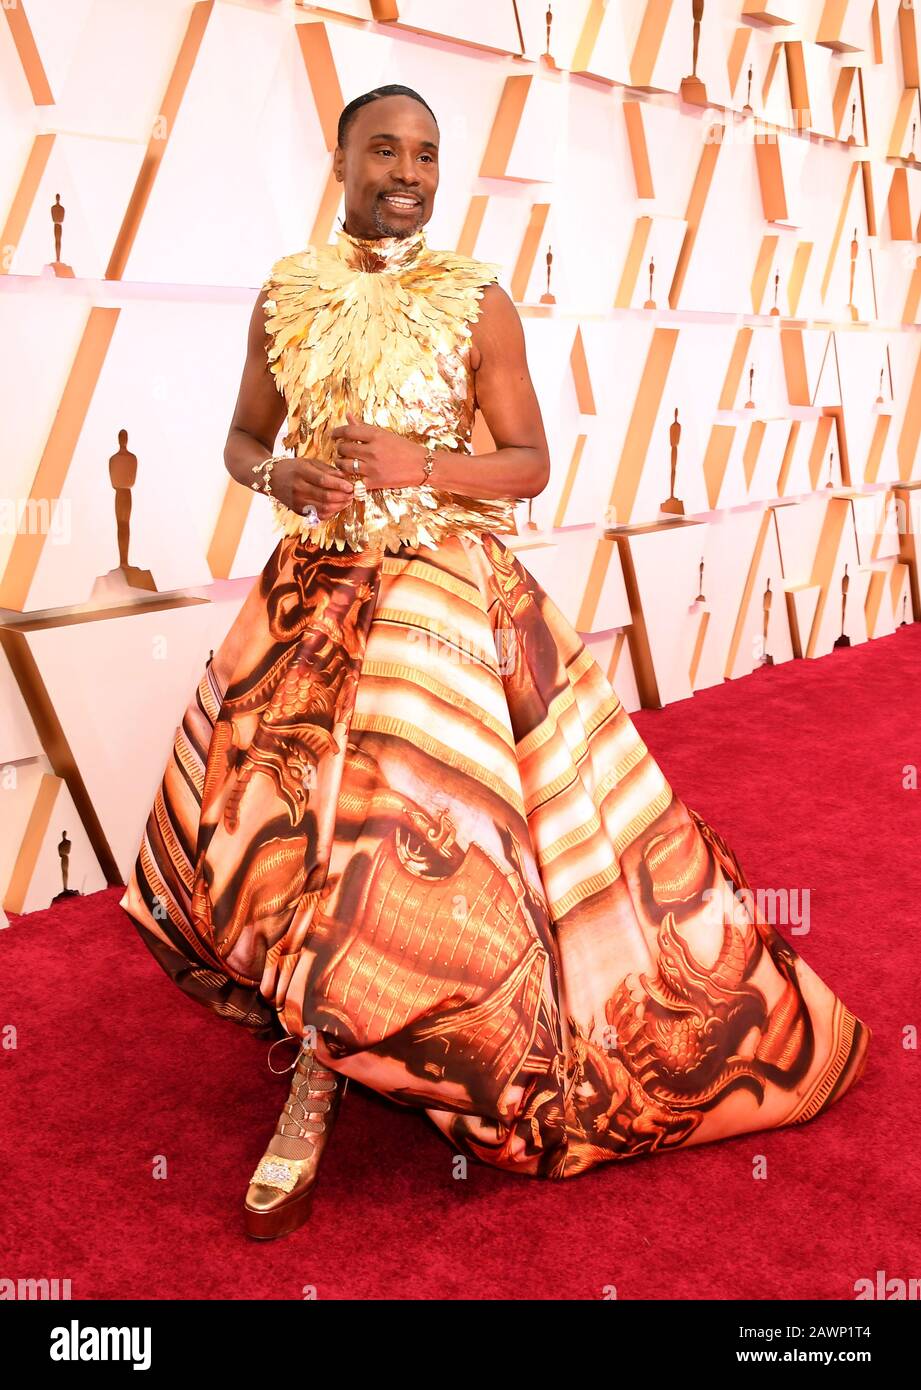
2, 627, 917, 1301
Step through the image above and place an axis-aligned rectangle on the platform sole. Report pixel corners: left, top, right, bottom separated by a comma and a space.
244, 1182, 316, 1240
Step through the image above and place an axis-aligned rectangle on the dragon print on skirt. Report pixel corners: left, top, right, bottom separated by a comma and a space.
120, 529, 871, 1179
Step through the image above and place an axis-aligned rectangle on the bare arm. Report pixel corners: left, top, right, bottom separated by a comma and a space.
223, 292, 287, 485
224, 291, 354, 517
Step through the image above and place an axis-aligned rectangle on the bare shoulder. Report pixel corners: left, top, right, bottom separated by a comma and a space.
470, 282, 523, 371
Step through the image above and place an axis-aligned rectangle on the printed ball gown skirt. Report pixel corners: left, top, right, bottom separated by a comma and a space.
119, 531, 870, 1178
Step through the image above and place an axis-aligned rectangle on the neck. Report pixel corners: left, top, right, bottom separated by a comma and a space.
335, 218, 428, 273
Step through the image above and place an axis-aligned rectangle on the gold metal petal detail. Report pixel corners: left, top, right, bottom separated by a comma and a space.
260, 228, 517, 554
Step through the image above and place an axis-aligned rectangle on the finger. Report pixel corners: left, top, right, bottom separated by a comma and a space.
333, 441, 372, 462
330, 427, 371, 445
302, 463, 353, 492
315, 476, 354, 497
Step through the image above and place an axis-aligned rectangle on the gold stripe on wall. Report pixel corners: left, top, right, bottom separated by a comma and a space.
871, 1, 883, 64
887, 168, 913, 240
630, 0, 674, 91
788, 241, 813, 315
864, 567, 886, 636
689, 607, 710, 689
776, 420, 800, 494
751, 234, 779, 313
864, 413, 891, 485
457, 195, 489, 257
898, 1, 920, 87
571, 0, 610, 75
831, 64, 854, 137
823, 405, 851, 487
0, 134, 54, 276
761, 41, 782, 106
4, 773, 60, 915
805, 498, 850, 657
604, 630, 627, 686
743, 419, 767, 490
807, 414, 834, 490
615, 215, 652, 308
623, 103, 654, 199
297, 20, 345, 151
784, 41, 811, 126
887, 89, 916, 161
754, 138, 788, 222
902, 254, 921, 324
510, 202, 550, 304
818, 1, 851, 53
896, 347, 921, 480
820, 161, 858, 306
310, 163, 346, 246
727, 27, 752, 98
702, 425, 735, 509
669, 140, 722, 308
570, 329, 597, 414
207, 478, 251, 580
780, 328, 810, 406
553, 433, 587, 529
0, 308, 119, 612
106, 0, 215, 280
480, 75, 531, 179
724, 507, 772, 679
718, 327, 753, 409
610, 327, 679, 526
3, 1, 54, 105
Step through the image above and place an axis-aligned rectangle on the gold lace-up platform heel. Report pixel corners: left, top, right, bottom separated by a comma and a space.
244, 1034, 349, 1240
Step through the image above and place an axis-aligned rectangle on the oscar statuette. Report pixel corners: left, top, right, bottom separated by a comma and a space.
661, 408, 685, 516
680, 1, 709, 106
833, 564, 851, 648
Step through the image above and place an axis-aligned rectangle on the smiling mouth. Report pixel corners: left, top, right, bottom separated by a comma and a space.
380, 193, 421, 211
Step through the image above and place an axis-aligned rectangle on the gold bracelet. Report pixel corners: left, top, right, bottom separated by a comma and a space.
251, 454, 282, 497
420, 443, 436, 484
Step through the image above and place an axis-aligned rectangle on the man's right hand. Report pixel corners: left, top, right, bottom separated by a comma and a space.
270, 456, 354, 520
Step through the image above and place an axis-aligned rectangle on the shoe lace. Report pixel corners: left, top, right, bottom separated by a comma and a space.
271, 1045, 339, 1160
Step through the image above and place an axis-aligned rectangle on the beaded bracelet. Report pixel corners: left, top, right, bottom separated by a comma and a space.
251, 454, 282, 497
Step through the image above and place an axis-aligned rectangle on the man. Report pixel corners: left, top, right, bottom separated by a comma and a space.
120, 85, 869, 1244
223, 85, 550, 526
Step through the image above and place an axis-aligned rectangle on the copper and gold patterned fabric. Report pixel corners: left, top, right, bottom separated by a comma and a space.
119, 227, 870, 1178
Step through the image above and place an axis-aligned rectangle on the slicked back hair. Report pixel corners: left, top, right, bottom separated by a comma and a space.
337, 85, 438, 151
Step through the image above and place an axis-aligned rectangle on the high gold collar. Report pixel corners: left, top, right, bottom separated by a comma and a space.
334, 222, 429, 273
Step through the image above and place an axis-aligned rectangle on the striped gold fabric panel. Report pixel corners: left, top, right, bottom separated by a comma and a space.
355, 538, 676, 923
488, 571, 675, 921
353, 547, 524, 809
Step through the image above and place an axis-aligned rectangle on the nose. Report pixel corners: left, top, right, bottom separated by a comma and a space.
393, 154, 421, 185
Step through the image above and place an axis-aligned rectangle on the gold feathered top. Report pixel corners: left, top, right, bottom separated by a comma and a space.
260, 223, 519, 553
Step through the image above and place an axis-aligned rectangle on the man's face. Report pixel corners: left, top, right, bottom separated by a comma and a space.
334, 95, 439, 239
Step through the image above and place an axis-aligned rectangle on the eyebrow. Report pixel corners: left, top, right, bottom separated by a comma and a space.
367, 132, 438, 151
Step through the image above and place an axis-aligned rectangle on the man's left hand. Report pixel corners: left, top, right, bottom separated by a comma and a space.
330, 412, 428, 490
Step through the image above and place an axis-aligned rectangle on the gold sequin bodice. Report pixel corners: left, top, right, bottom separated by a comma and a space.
260, 224, 519, 553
